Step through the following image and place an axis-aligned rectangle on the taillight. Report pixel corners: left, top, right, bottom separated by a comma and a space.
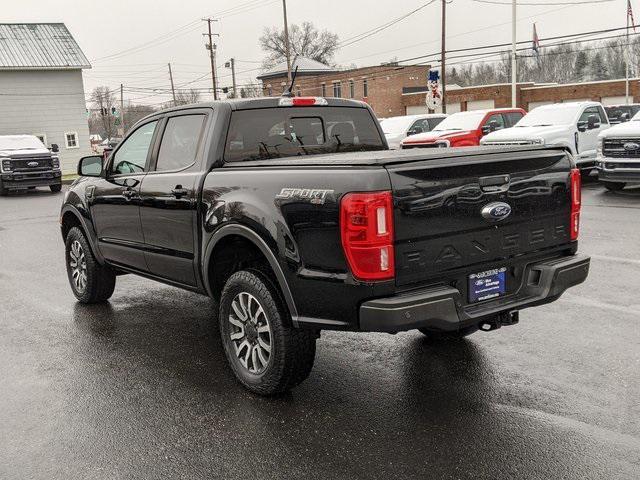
279, 96, 328, 107
570, 168, 581, 241
340, 191, 394, 281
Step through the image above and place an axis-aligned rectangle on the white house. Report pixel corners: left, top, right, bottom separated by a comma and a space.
0, 23, 92, 173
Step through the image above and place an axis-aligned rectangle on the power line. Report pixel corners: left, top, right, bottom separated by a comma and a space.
472, 0, 613, 4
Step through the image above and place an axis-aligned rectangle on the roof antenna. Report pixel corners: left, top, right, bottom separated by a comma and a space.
281, 66, 299, 97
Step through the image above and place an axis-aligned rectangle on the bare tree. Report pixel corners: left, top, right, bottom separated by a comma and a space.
260, 21, 339, 68
90, 86, 117, 140
123, 104, 156, 130
174, 88, 202, 106
240, 83, 262, 98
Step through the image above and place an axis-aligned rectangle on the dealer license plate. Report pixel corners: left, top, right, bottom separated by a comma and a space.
468, 267, 507, 303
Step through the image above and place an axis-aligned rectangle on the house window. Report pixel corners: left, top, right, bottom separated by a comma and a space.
321, 83, 326, 97
363, 78, 368, 97
34, 134, 47, 146
333, 82, 342, 98
349, 80, 355, 98
65, 132, 78, 149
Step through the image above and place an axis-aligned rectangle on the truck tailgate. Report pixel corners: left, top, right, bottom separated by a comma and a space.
388, 148, 574, 287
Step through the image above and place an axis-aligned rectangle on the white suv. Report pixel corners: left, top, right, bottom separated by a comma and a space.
481, 102, 611, 171
596, 111, 640, 191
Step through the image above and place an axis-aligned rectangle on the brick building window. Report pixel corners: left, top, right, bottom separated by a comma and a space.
363, 78, 368, 97
321, 83, 326, 97
333, 81, 341, 98
349, 80, 355, 98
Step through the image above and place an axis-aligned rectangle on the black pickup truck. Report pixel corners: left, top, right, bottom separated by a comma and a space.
60, 96, 589, 395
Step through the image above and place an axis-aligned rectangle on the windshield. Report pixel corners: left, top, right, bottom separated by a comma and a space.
433, 111, 485, 131
607, 105, 640, 122
224, 107, 386, 162
380, 116, 412, 135
516, 105, 580, 127
0, 135, 46, 151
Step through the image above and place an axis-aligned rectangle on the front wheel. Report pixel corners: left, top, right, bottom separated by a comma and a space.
50, 184, 62, 193
65, 227, 116, 303
219, 270, 316, 395
602, 181, 625, 192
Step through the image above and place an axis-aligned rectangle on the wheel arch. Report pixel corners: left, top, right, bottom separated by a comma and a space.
60, 204, 105, 264
203, 224, 299, 325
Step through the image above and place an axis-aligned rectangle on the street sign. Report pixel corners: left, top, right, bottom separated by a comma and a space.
426, 70, 442, 110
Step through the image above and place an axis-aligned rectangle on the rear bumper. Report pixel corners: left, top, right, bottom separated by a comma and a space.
1, 170, 61, 188
359, 254, 590, 333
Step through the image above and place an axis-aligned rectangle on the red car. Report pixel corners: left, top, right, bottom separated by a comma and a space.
400, 108, 526, 149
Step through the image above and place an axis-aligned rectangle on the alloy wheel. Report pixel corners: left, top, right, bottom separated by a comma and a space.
69, 240, 87, 293
228, 292, 272, 374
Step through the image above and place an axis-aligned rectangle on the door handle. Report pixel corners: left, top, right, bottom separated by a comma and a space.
171, 186, 189, 198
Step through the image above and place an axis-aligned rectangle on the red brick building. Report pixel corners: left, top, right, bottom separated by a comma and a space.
402, 78, 640, 114
258, 56, 430, 117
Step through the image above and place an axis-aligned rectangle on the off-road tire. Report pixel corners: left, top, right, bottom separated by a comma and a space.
219, 269, 316, 395
65, 227, 116, 303
602, 181, 625, 192
50, 184, 62, 193
418, 324, 478, 341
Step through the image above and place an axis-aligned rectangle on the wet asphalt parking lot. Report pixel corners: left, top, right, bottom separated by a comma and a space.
0, 181, 639, 480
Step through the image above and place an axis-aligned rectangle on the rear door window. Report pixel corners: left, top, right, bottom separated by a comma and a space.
505, 112, 524, 127
224, 107, 385, 162
155, 114, 205, 171
428, 117, 445, 130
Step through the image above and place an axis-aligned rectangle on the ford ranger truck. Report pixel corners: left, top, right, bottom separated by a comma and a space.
60, 97, 590, 395
595, 109, 640, 191
400, 108, 525, 149
0, 135, 62, 195
481, 101, 611, 173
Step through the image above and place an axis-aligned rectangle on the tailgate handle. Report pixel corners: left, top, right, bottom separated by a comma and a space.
480, 174, 510, 192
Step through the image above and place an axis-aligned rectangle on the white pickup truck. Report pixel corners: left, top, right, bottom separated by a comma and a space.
596, 111, 640, 191
481, 101, 611, 171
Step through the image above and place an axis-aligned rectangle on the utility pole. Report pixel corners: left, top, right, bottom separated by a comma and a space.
282, 0, 292, 82
441, 0, 447, 114
511, 0, 517, 107
168, 62, 177, 106
120, 83, 125, 133
203, 18, 220, 100
226, 58, 237, 97
626, 1, 631, 105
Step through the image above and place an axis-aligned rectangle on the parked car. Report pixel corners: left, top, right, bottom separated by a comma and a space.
380, 114, 447, 149
596, 110, 640, 191
481, 101, 610, 172
604, 104, 640, 124
400, 108, 525, 149
0, 134, 62, 195
61, 96, 589, 395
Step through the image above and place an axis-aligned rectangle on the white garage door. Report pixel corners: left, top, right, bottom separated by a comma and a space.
406, 102, 461, 115
467, 99, 494, 111
602, 95, 630, 105
528, 101, 553, 111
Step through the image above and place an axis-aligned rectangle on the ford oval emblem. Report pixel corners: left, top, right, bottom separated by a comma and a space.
623, 142, 640, 151
481, 202, 512, 221
27, 161, 39, 167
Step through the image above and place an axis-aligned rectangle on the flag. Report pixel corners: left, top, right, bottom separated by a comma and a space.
628, 0, 636, 32
532, 23, 540, 56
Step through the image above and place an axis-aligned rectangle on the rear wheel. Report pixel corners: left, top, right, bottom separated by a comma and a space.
219, 270, 316, 395
418, 325, 478, 341
50, 184, 62, 193
603, 181, 625, 192
65, 227, 116, 303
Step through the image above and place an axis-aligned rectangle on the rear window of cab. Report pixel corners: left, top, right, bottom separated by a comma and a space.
223, 107, 386, 162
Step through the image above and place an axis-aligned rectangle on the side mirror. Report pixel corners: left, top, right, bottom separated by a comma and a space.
77, 155, 104, 177
50, 143, 59, 153
621, 112, 631, 122
407, 126, 423, 136
587, 114, 600, 130
577, 121, 588, 132
481, 125, 492, 135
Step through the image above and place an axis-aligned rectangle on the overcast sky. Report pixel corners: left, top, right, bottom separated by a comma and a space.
3, 0, 633, 105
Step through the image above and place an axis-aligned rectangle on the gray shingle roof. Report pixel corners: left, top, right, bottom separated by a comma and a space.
257, 56, 335, 80
0, 23, 90, 70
